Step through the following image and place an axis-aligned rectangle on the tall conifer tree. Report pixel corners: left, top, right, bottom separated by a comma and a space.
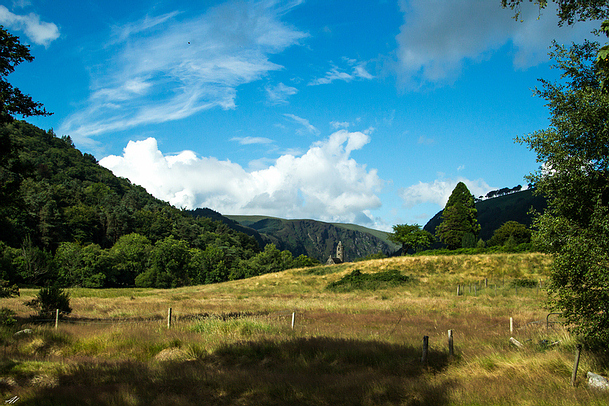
435, 182, 480, 249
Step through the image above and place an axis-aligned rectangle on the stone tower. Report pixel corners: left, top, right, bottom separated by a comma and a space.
336, 241, 344, 262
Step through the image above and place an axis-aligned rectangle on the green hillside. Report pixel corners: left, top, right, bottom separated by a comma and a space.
0, 121, 318, 289
226, 215, 399, 261
423, 188, 547, 242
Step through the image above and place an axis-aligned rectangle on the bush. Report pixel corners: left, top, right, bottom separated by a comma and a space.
25, 286, 72, 318
0, 279, 19, 298
0, 307, 16, 326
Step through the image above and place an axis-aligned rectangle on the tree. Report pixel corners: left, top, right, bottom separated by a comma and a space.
435, 182, 480, 249
517, 40, 609, 345
488, 221, 532, 247
388, 224, 434, 254
501, 1, 609, 25
0, 26, 51, 125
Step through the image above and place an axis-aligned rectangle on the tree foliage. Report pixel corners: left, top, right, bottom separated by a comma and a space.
388, 224, 434, 254
0, 26, 51, 125
435, 182, 481, 249
517, 39, 609, 346
488, 221, 532, 247
501, 0, 609, 25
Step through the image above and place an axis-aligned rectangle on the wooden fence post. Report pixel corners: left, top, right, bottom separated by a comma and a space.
510, 317, 514, 333
571, 344, 583, 386
55, 309, 59, 330
448, 330, 454, 357
167, 308, 172, 329
456, 285, 461, 296
291, 312, 295, 329
421, 336, 429, 363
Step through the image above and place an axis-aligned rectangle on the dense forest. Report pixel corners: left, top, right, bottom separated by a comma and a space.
0, 121, 318, 289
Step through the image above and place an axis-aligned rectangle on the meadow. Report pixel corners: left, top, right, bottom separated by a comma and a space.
1, 253, 608, 405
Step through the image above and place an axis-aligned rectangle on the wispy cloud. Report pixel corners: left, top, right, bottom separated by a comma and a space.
0, 5, 59, 47
284, 113, 320, 136
309, 58, 374, 86
265, 82, 298, 105
100, 130, 383, 223
395, 0, 597, 88
231, 136, 273, 145
417, 135, 435, 145
59, 0, 307, 146
330, 121, 350, 130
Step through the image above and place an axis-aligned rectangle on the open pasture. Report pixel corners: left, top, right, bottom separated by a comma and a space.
1, 253, 608, 405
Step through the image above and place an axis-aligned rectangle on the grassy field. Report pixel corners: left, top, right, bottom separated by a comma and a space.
1, 253, 608, 405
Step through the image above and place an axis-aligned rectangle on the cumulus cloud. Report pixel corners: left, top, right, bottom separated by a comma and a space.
59, 0, 308, 147
395, 0, 597, 88
100, 130, 383, 223
399, 177, 492, 208
0, 5, 59, 47
309, 58, 374, 86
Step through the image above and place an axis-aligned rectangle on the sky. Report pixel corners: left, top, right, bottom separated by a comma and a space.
2, 0, 600, 231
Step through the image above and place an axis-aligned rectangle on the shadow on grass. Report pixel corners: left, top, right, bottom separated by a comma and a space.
16, 337, 453, 406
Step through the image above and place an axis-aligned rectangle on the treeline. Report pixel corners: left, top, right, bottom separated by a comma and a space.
0, 121, 318, 288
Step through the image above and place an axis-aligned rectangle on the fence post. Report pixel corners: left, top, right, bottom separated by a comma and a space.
456, 285, 461, 296
421, 336, 429, 363
510, 317, 514, 333
291, 312, 295, 329
55, 309, 59, 330
448, 330, 454, 357
571, 344, 583, 386
167, 308, 172, 329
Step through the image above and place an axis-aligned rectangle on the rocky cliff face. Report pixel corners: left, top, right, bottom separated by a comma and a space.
245, 218, 396, 262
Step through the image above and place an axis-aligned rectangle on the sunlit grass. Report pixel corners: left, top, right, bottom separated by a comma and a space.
1, 253, 608, 405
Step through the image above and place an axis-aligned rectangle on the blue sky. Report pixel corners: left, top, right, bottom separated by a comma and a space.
3, 0, 599, 231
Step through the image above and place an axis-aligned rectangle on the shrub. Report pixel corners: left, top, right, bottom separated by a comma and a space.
0, 279, 19, 298
0, 307, 16, 326
25, 286, 72, 318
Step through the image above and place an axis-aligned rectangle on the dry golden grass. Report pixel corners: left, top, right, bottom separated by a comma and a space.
1, 253, 608, 405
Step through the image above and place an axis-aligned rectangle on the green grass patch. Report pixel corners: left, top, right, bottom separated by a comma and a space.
326, 269, 415, 292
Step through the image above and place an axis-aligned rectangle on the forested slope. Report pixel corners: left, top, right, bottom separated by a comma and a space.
0, 121, 317, 289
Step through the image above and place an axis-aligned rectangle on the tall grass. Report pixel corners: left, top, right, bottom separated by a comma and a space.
1, 253, 608, 405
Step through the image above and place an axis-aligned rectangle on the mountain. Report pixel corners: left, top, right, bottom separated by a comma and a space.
423, 188, 547, 242
226, 215, 400, 262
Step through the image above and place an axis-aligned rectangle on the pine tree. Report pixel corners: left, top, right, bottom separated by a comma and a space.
435, 182, 480, 249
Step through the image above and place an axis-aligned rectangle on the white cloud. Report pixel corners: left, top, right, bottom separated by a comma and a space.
399, 177, 492, 208
231, 136, 273, 145
59, 0, 308, 146
284, 114, 320, 135
330, 121, 350, 129
417, 135, 434, 145
395, 0, 597, 88
0, 5, 59, 47
265, 82, 298, 105
100, 130, 383, 224
309, 58, 374, 86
